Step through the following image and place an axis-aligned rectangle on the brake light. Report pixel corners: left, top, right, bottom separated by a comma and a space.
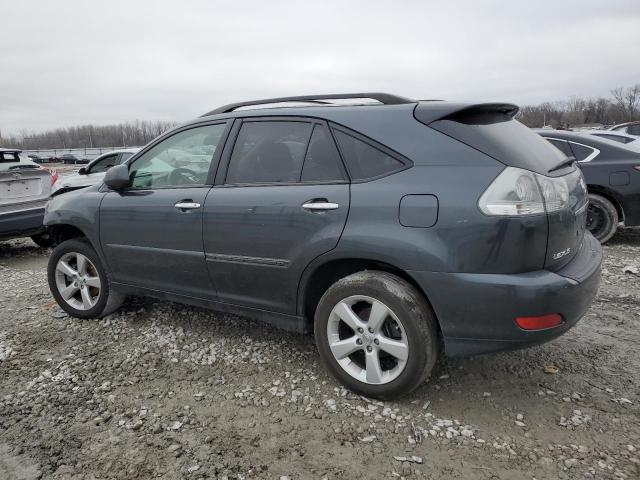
478, 167, 570, 216
515, 314, 563, 330
50, 169, 59, 185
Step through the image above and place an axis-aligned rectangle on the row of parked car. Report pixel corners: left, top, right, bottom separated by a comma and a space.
28, 153, 90, 164
3, 118, 639, 248
1, 94, 638, 398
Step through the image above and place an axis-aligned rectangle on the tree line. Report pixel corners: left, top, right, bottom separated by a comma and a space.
518, 84, 640, 129
0, 120, 177, 150
1, 84, 639, 150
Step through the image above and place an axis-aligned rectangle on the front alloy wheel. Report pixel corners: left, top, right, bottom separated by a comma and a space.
55, 252, 102, 310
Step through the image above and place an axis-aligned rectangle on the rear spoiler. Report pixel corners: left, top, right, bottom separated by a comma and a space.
414, 102, 519, 126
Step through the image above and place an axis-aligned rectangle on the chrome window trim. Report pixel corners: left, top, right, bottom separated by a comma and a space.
545, 137, 600, 163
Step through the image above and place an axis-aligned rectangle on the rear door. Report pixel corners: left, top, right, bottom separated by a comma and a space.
203, 118, 349, 314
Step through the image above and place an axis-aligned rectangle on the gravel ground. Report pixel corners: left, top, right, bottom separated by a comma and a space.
0, 230, 639, 480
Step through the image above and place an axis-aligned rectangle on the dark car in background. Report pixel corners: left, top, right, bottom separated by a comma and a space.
0, 148, 57, 247
538, 130, 640, 243
61, 153, 80, 164
43, 93, 601, 399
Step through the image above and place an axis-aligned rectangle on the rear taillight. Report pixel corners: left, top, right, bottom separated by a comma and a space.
479, 167, 570, 216
515, 314, 563, 330
634, 166, 640, 172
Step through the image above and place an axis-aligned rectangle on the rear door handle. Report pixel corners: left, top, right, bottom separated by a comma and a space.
174, 201, 201, 210
302, 201, 339, 212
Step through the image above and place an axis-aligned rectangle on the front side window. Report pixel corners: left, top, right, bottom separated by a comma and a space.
129, 123, 226, 188
89, 154, 118, 173
226, 121, 313, 184
332, 129, 405, 181
119, 152, 135, 163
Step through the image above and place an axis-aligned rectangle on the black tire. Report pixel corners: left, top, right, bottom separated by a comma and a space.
31, 231, 55, 248
587, 193, 618, 243
47, 238, 124, 319
314, 271, 439, 400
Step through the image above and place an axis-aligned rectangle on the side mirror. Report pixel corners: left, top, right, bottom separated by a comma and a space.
104, 164, 131, 190
78, 167, 87, 175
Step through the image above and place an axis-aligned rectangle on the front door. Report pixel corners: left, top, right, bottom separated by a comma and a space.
100, 122, 229, 298
203, 119, 350, 314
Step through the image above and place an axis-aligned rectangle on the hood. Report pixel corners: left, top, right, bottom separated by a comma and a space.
53, 171, 106, 192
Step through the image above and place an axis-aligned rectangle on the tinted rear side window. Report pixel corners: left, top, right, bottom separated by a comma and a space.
568, 142, 597, 162
333, 130, 404, 180
547, 139, 575, 158
226, 121, 312, 184
300, 124, 344, 182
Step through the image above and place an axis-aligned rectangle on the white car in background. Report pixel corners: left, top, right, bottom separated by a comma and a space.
53, 149, 139, 194
608, 121, 640, 137
587, 130, 640, 148
0, 148, 58, 247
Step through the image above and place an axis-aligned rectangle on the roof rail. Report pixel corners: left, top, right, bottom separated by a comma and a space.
202, 92, 415, 116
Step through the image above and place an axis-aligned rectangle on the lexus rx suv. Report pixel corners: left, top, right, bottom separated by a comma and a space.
44, 94, 602, 399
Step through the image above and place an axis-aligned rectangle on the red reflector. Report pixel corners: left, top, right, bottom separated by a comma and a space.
515, 314, 562, 330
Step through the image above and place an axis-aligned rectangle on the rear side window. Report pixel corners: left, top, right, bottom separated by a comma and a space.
226, 121, 312, 184
1, 152, 20, 162
332, 130, 405, 180
547, 139, 575, 158
300, 124, 344, 182
628, 125, 640, 136
568, 142, 598, 162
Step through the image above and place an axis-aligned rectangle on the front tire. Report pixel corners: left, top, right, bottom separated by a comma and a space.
47, 238, 123, 319
314, 271, 439, 400
587, 194, 618, 243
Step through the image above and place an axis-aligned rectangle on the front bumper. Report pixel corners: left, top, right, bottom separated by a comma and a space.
409, 233, 602, 356
0, 206, 46, 240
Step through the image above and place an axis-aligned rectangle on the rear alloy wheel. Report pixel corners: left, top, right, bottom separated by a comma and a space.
315, 271, 439, 399
586, 193, 618, 243
47, 238, 124, 318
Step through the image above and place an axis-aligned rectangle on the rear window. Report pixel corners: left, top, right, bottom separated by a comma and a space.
1, 152, 20, 162
332, 129, 405, 181
429, 115, 566, 175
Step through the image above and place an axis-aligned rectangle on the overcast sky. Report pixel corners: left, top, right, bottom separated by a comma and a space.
1, 0, 639, 134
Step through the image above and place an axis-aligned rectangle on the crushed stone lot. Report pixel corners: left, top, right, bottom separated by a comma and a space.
0, 231, 639, 480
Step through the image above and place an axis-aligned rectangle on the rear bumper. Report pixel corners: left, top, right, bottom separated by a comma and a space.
409, 233, 602, 356
0, 207, 46, 240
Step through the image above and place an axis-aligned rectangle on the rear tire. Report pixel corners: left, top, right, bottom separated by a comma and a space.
314, 271, 439, 400
47, 238, 124, 319
31, 232, 55, 248
587, 194, 618, 243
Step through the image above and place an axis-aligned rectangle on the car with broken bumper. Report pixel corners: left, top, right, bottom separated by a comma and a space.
44, 93, 602, 399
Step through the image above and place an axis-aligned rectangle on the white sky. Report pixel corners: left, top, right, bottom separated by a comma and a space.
1, 0, 639, 134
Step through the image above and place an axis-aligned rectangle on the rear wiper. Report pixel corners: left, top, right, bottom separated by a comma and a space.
548, 157, 576, 174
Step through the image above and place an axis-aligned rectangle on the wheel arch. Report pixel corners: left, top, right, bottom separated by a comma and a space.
297, 256, 443, 337
587, 184, 625, 222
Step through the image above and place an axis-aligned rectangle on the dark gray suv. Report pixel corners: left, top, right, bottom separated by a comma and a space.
44, 93, 602, 399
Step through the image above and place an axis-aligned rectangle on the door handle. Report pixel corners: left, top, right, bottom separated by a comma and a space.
302, 201, 339, 212
174, 201, 201, 210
